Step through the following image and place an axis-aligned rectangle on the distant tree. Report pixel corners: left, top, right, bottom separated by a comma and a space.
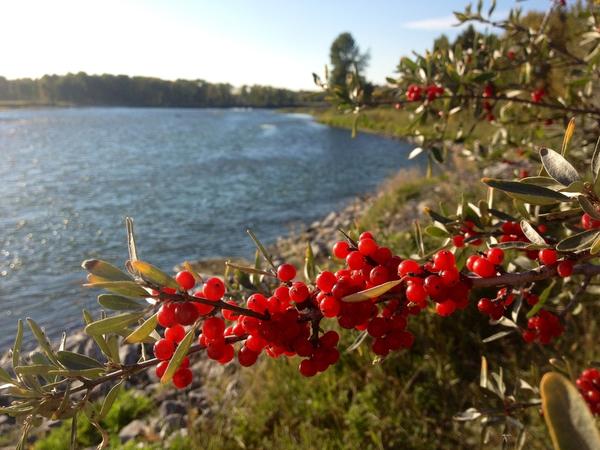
329, 32, 371, 98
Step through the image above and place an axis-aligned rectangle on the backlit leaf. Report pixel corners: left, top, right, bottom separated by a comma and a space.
342, 280, 402, 303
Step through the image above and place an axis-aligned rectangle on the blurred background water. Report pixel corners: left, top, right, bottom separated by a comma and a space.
0, 107, 420, 348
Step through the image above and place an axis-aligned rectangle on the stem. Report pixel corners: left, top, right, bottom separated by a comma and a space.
160, 292, 269, 321
469, 262, 600, 289
55, 335, 247, 398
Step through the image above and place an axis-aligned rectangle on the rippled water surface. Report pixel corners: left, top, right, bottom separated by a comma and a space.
0, 107, 420, 348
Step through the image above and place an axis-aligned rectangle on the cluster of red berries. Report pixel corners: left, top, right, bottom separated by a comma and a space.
405, 84, 444, 102
451, 220, 482, 248
531, 88, 545, 103
581, 213, 600, 230
154, 271, 228, 388
406, 84, 423, 102
147, 226, 578, 387
537, 248, 575, 277
401, 250, 470, 317
477, 287, 514, 320
522, 310, 564, 344
576, 368, 600, 416
466, 247, 504, 278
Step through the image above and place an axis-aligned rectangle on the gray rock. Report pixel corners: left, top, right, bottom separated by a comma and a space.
158, 400, 187, 417
119, 344, 141, 366
118, 419, 147, 442
159, 413, 186, 439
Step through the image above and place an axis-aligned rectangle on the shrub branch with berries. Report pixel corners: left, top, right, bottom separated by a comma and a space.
3, 1, 600, 448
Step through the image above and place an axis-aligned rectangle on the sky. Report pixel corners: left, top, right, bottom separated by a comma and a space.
1, 0, 552, 90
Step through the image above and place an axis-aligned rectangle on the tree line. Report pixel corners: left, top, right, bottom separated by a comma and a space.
0, 72, 323, 108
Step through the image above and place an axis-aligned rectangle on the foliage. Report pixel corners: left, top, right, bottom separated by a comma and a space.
34, 389, 153, 450
0, 72, 323, 108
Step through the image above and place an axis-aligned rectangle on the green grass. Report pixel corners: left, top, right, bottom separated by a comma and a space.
34, 389, 154, 450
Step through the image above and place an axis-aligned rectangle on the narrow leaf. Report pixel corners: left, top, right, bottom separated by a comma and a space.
98, 380, 123, 421
482, 330, 516, 343
561, 118, 575, 156
125, 313, 158, 344
342, 280, 402, 303
304, 243, 316, 283
480, 356, 488, 389
556, 229, 600, 252
520, 220, 546, 245
131, 261, 179, 290
83, 310, 113, 362
591, 136, 600, 178
527, 280, 556, 318
246, 229, 275, 269
161, 326, 196, 384
98, 294, 145, 311
85, 312, 145, 336
225, 261, 274, 277
56, 351, 104, 370
482, 178, 570, 205
26, 318, 60, 366
81, 259, 130, 282
126, 217, 138, 263
83, 281, 149, 298
539, 148, 580, 186
541, 372, 600, 450
578, 196, 600, 220
13, 319, 23, 369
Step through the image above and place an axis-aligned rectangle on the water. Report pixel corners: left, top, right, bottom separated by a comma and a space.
0, 107, 420, 349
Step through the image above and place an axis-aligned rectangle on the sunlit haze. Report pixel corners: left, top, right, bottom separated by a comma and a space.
2, 0, 551, 90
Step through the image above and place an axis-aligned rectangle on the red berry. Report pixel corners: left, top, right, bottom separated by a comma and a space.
346, 251, 366, 270
486, 248, 504, 265
277, 263, 296, 282
157, 304, 176, 328
424, 275, 444, 298
369, 265, 389, 285
367, 317, 388, 338
452, 235, 465, 247
440, 268, 459, 286
557, 259, 574, 277
319, 295, 341, 318
174, 302, 199, 326
299, 359, 317, 377
432, 250, 455, 271
316, 271, 336, 293
435, 300, 456, 317
238, 346, 259, 367
473, 257, 496, 278
466, 255, 479, 272
203, 277, 225, 301
165, 324, 186, 344
202, 317, 225, 341
320, 330, 339, 348
247, 293, 268, 313
406, 283, 427, 304
172, 367, 193, 389
289, 282, 310, 303
581, 213, 600, 230
538, 249, 558, 265
398, 260, 421, 277
175, 270, 196, 291
153, 338, 175, 360
477, 298, 493, 315
332, 241, 350, 259
156, 361, 169, 378
358, 238, 378, 256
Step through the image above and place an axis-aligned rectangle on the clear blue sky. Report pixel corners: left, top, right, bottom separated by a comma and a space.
1, 0, 551, 89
